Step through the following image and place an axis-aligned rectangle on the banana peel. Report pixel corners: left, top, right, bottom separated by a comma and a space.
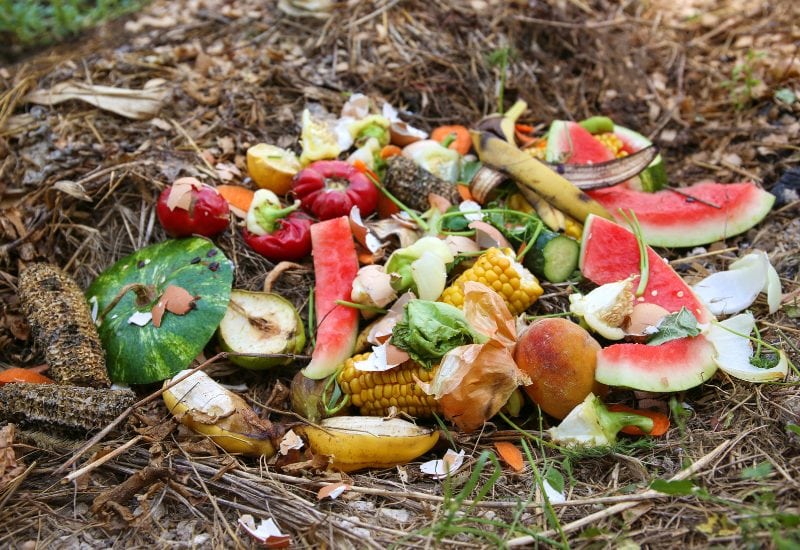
163, 370, 279, 457
296, 416, 439, 472
472, 130, 613, 223
476, 99, 528, 143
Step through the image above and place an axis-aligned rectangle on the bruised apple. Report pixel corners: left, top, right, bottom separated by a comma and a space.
513, 318, 606, 419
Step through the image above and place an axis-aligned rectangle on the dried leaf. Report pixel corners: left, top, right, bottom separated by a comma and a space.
0, 424, 25, 492
52, 180, 92, 202
317, 481, 351, 500
25, 79, 169, 120
494, 441, 524, 472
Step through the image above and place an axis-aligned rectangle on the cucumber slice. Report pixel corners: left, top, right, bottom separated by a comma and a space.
524, 230, 580, 283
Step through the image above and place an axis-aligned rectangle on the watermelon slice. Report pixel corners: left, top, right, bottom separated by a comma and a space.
580, 214, 713, 323
587, 181, 775, 247
545, 121, 615, 165
613, 125, 667, 192
302, 216, 359, 380
548, 119, 666, 192
596, 336, 718, 392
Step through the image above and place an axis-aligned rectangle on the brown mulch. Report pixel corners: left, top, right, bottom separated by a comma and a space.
1, 0, 799, 548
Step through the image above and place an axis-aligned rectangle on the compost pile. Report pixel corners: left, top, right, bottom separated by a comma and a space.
1, 0, 799, 548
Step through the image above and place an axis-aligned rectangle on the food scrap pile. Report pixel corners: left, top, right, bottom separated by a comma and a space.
1, 1, 799, 547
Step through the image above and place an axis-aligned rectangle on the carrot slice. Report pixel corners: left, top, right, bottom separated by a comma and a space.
456, 184, 473, 202
607, 404, 670, 436
494, 441, 524, 472
0, 367, 55, 386
431, 125, 472, 155
217, 185, 255, 216
380, 145, 403, 159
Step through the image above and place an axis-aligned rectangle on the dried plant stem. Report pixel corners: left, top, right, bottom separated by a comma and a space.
63, 435, 143, 483
507, 438, 735, 546
54, 352, 227, 476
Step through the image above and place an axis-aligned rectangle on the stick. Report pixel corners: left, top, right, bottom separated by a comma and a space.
62, 435, 143, 484
53, 352, 227, 476
506, 438, 734, 547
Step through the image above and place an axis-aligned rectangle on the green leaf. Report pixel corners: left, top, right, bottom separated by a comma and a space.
649, 479, 696, 495
544, 466, 565, 494
87, 238, 233, 384
647, 307, 700, 346
775, 88, 797, 105
440, 206, 470, 231
391, 300, 486, 369
741, 461, 773, 480
787, 423, 800, 436
750, 353, 780, 369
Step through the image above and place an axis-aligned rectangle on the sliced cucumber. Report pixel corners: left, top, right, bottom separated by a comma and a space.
524, 230, 580, 283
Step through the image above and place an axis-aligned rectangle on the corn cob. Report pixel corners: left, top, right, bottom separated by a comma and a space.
338, 353, 439, 418
440, 247, 543, 316
18, 263, 110, 388
383, 155, 460, 211
0, 383, 135, 435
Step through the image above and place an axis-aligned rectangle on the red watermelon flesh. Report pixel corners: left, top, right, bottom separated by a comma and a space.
587, 181, 774, 248
545, 121, 616, 165
302, 216, 360, 380
596, 336, 718, 392
580, 214, 713, 323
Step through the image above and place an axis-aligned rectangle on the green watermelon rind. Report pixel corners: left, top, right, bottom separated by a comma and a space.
589, 182, 775, 248
613, 125, 667, 192
87, 238, 233, 384
596, 336, 718, 392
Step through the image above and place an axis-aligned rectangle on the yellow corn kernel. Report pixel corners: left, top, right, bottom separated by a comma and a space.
338, 353, 438, 418
440, 247, 543, 316
564, 217, 583, 240
595, 132, 627, 158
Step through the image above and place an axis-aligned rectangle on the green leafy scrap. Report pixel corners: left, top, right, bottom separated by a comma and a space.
647, 307, 700, 346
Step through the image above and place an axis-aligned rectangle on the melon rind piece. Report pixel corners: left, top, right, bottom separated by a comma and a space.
587, 181, 775, 248
596, 336, 718, 392
545, 120, 615, 165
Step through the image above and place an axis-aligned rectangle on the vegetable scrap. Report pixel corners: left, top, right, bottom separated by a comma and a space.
2, 92, 795, 540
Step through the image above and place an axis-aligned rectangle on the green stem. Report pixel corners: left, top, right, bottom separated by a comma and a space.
362, 169, 429, 231
335, 299, 388, 315
619, 208, 649, 296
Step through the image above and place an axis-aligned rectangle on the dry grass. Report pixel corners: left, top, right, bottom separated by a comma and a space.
1, 0, 799, 547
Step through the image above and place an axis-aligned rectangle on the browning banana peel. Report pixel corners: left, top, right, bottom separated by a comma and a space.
163, 370, 279, 457
296, 416, 439, 472
472, 130, 613, 223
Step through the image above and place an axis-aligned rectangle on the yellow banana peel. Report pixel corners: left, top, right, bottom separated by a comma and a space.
163, 370, 278, 457
471, 130, 612, 223
296, 416, 439, 472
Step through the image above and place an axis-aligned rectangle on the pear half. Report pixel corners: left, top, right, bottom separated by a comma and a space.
218, 290, 305, 370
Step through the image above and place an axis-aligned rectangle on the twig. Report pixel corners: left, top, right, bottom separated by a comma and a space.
53, 352, 228, 476
668, 188, 722, 209
62, 435, 143, 484
506, 437, 735, 546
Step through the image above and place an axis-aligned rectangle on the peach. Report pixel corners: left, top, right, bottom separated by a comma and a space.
513, 317, 606, 419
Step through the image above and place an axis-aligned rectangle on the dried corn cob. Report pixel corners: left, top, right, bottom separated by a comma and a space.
440, 247, 543, 315
0, 383, 134, 435
383, 155, 460, 211
338, 353, 439, 418
18, 263, 110, 387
